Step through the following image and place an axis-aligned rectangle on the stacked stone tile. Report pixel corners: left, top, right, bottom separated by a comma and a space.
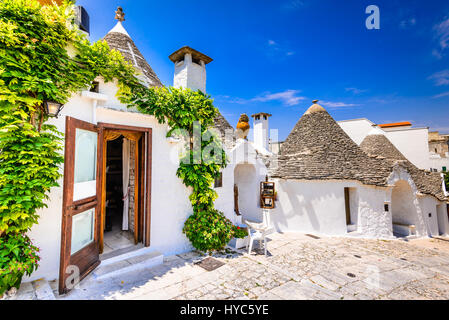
360, 133, 447, 201
104, 28, 162, 87
270, 102, 394, 186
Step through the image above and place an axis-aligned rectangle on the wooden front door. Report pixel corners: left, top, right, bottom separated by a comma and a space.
59, 117, 102, 294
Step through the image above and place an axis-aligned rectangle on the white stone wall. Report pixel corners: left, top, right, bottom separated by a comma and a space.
385, 128, 430, 170
173, 53, 206, 93
429, 154, 449, 172
253, 117, 269, 151
214, 140, 271, 226
338, 119, 375, 145
356, 185, 393, 238
436, 203, 449, 235
418, 196, 440, 237
338, 119, 431, 171
269, 180, 350, 235
269, 179, 394, 238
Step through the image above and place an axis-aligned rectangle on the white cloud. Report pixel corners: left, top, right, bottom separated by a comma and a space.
253, 90, 306, 106
433, 91, 449, 99
266, 39, 295, 57
400, 18, 416, 29
282, 0, 305, 10
216, 90, 306, 106
428, 69, 449, 86
345, 87, 367, 95
433, 16, 449, 58
320, 100, 360, 108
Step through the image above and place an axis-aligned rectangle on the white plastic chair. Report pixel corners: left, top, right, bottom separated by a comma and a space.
245, 209, 274, 256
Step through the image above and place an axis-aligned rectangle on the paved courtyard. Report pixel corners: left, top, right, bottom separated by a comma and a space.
10, 232, 449, 300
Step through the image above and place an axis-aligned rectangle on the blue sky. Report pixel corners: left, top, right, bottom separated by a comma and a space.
77, 0, 449, 140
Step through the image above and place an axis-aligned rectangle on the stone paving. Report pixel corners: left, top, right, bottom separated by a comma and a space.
7, 232, 449, 300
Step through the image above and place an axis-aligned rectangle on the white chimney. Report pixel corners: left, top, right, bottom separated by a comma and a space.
169, 46, 213, 93
252, 112, 272, 151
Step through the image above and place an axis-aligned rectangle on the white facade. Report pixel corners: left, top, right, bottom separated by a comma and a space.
385, 128, 430, 170
267, 171, 448, 239
429, 153, 449, 172
338, 119, 431, 170
173, 53, 206, 93
338, 118, 375, 145
252, 113, 271, 151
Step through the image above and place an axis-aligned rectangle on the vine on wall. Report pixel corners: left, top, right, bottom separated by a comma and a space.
0, 0, 137, 295
118, 86, 244, 252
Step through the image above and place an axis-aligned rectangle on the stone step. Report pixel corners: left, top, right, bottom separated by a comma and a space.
347, 224, 357, 232
92, 248, 163, 281
33, 278, 56, 300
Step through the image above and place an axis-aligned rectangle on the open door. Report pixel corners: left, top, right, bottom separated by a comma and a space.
59, 117, 102, 294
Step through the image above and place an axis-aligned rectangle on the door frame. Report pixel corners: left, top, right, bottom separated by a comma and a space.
97, 122, 152, 250
59, 119, 152, 294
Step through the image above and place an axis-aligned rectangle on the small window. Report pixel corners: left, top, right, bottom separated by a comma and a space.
263, 115, 267, 120
443, 167, 447, 172
384, 204, 389, 212
192, 57, 201, 65
214, 172, 223, 188
90, 81, 99, 93
255, 115, 260, 120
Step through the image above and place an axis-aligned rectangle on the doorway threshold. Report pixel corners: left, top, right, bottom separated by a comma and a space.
100, 243, 144, 261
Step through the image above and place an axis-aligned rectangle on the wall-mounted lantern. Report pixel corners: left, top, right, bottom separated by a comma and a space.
260, 176, 275, 209
43, 100, 64, 118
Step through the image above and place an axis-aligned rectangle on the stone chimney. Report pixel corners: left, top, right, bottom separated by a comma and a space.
169, 46, 213, 93
251, 112, 272, 151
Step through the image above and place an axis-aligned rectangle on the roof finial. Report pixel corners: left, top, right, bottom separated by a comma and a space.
115, 6, 125, 22
312, 99, 319, 104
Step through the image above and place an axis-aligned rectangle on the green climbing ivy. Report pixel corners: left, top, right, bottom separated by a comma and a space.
0, 0, 137, 294
118, 85, 243, 253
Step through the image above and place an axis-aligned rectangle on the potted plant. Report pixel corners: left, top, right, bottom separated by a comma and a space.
0, 233, 40, 298
228, 225, 249, 249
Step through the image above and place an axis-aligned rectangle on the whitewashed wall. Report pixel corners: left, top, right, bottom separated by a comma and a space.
356, 186, 393, 238
173, 53, 206, 93
338, 119, 375, 145
385, 128, 430, 170
271, 180, 349, 235
429, 154, 449, 172
417, 196, 440, 237
436, 203, 449, 236
221, 140, 269, 224
339, 119, 431, 171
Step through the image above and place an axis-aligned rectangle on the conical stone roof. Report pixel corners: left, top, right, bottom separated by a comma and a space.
270, 102, 394, 186
360, 132, 447, 201
104, 22, 162, 87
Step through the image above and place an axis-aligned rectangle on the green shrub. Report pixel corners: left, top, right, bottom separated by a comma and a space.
183, 209, 235, 253
233, 225, 248, 239
0, 233, 40, 295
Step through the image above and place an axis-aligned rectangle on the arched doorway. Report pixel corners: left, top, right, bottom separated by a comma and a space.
234, 163, 259, 222
391, 180, 419, 236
